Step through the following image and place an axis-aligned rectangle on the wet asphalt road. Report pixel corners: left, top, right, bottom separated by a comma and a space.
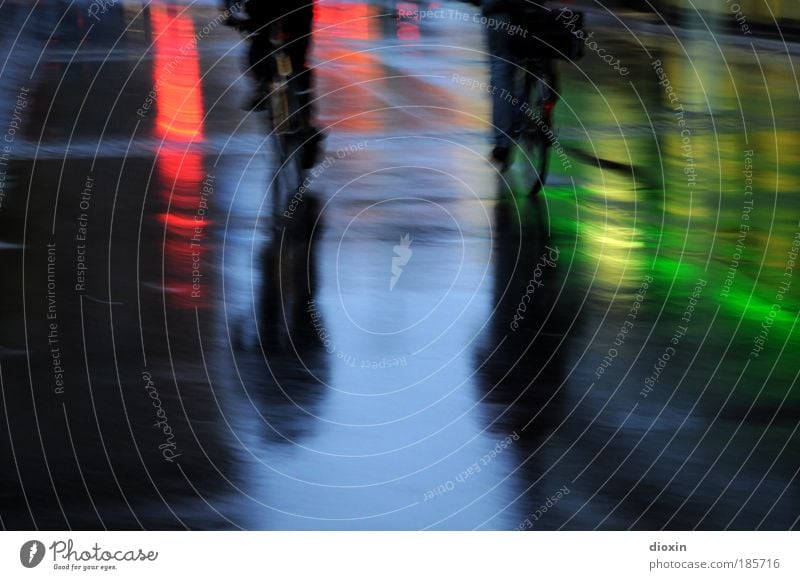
0, 0, 798, 530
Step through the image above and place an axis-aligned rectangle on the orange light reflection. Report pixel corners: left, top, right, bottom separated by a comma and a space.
151, 2, 209, 308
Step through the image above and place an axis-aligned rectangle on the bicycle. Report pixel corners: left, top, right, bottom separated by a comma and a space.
261, 21, 310, 223
503, 5, 582, 197
505, 54, 558, 198
229, 13, 320, 224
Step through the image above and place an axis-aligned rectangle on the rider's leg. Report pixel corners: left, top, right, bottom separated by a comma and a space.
487, 13, 517, 161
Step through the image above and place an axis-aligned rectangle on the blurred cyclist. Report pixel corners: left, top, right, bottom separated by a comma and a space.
468, 0, 528, 166
223, 0, 322, 167
243, 1, 313, 107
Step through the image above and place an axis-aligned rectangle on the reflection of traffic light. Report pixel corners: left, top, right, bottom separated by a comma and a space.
150, 4, 210, 309
151, 5, 204, 143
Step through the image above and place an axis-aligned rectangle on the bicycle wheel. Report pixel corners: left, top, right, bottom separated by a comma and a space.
512, 71, 551, 197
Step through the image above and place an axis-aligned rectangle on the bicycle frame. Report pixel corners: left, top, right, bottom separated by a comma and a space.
252, 20, 307, 226
503, 55, 559, 197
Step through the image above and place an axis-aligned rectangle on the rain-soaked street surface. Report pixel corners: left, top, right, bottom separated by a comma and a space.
0, 0, 798, 530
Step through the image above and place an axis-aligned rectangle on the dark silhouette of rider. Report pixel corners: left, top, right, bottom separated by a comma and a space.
478, 0, 524, 166
224, 1, 322, 166
243, 0, 314, 109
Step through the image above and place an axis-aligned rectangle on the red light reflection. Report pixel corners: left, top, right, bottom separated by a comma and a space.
150, 2, 210, 308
